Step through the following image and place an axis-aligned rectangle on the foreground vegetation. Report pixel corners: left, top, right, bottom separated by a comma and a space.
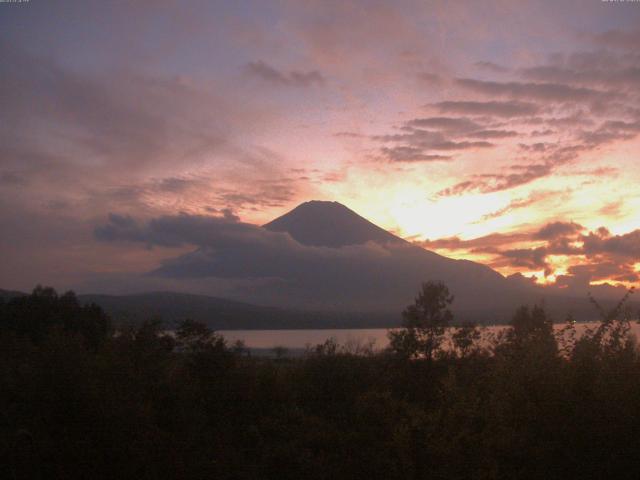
1, 284, 640, 479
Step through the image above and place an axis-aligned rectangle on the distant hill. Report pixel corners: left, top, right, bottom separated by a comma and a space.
2, 286, 634, 330
0, 289, 26, 301
78, 292, 400, 330
2, 288, 399, 329
77, 291, 640, 330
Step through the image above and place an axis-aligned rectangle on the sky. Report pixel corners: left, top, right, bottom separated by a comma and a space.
1, 0, 640, 297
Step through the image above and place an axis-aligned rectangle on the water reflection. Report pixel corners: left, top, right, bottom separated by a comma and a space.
219, 322, 640, 351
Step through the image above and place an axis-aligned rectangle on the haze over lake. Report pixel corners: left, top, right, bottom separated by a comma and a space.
219, 322, 640, 350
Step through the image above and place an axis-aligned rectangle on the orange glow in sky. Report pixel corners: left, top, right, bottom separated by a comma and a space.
1, 1, 639, 295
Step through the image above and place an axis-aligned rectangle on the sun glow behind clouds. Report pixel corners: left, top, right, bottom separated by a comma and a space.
388, 191, 506, 240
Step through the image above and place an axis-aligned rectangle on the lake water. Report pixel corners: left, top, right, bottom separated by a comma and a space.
218, 322, 640, 352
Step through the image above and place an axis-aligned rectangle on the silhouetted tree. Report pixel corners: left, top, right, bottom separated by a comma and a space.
452, 322, 482, 358
5, 282, 640, 479
509, 305, 554, 347
0, 286, 111, 349
388, 281, 453, 360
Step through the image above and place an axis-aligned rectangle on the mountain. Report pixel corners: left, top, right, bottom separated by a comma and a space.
255, 201, 619, 322
264, 200, 404, 247
3, 201, 626, 327
261, 200, 527, 319
78, 292, 294, 329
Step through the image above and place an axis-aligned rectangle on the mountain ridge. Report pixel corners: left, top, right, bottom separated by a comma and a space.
264, 200, 406, 248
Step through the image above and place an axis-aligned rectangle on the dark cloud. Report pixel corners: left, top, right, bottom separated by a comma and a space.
94, 212, 512, 311
156, 176, 208, 194
579, 119, 640, 147
215, 179, 297, 209
552, 260, 640, 296
334, 131, 366, 138
375, 119, 495, 162
417, 231, 530, 253
0, 171, 27, 186
548, 114, 596, 127
435, 180, 477, 197
0, 38, 285, 218
432, 100, 539, 117
501, 247, 548, 270
0, 33, 315, 241
95, 213, 279, 249
375, 129, 443, 144
474, 61, 508, 73
467, 129, 519, 139
534, 221, 584, 240
455, 78, 615, 104
530, 129, 555, 137
582, 228, 640, 258
428, 140, 494, 151
407, 117, 482, 132
518, 49, 640, 95
590, 29, 640, 51
437, 161, 555, 197
600, 120, 640, 132
520, 64, 640, 89
368, 48, 640, 203
380, 147, 452, 162
519, 142, 550, 152
202, 207, 240, 222
422, 219, 640, 294
417, 72, 444, 85
245, 61, 325, 87
0, 41, 216, 173
437, 138, 589, 197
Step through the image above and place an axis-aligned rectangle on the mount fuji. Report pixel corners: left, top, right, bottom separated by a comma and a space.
86, 200, 624, 327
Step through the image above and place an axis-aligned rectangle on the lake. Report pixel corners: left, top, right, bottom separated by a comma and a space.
218, 321, 640, 352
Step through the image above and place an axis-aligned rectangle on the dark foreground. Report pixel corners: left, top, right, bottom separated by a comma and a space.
2, 286, 640, 479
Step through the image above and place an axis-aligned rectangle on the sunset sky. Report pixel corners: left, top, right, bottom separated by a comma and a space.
2, 0, 640, 295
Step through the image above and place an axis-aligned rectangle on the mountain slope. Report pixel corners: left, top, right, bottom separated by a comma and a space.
264, 200, 405, 247
262, 200, 516, 317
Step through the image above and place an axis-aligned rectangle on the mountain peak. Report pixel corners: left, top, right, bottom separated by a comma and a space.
264, 200, 406, 248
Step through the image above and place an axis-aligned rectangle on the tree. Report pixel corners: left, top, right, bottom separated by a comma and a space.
175, 318, 229, 355
452, 322, 482, 358
509, 304, 554, 346
496, 304, 558, 362
388, 281, 454, 360
0, 285, 111, 349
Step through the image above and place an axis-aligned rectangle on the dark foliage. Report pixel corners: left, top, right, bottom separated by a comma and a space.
388, 281, 454, 360
0, 286, 111, 349
1, 284, 640, 479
